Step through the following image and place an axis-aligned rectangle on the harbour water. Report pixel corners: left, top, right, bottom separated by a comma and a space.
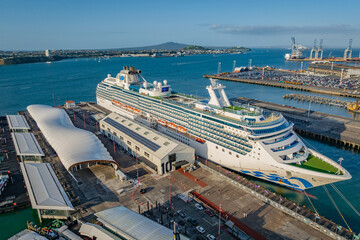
1, 49, 359, 236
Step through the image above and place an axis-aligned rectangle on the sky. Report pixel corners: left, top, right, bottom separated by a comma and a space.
1, 0, 360, 50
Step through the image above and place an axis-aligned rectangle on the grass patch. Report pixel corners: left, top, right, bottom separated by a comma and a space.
291, 154, 341, 175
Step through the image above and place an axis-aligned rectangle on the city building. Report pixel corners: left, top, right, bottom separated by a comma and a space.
65, 100, 76, 108
20, 162, 75, 222
95, 206, 189, 240
11, 132, 45, 162
100, 113, 195, 175
45, 49, 51, 57
6, 115, 30, 132
27, 105, 117, 172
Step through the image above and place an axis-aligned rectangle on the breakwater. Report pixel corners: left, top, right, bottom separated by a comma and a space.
204, 74, 359, 98
232, 97, 360, 151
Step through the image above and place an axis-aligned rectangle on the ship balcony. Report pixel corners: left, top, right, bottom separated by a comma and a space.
264, 134, 297, 147
272, 140, 301, 153
249, 122, 293, 139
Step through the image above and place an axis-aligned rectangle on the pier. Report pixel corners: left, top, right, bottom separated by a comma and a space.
204, 74, 360, 98
283, 93, 353, 108
232, 97, 360, 151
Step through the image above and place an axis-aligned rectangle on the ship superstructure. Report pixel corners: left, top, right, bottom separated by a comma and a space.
96, 66, 351, 190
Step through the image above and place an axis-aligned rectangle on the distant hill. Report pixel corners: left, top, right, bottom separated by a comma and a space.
112, 42, 190, 51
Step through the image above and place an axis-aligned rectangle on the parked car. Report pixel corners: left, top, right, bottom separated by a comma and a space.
140, 188, 146, 194
204, 209, 214, 217
195, 203, 204, 210
206, 234, 216, 240
187, 217, 198, 226
177, 210, 186, 218
178, 219, 186, 226
196, 226, 205, 234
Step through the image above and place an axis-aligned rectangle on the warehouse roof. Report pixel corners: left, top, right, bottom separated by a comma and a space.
79, 222, 123, 240
20, 162, 74, 210
11, 132, 45, 156
27, 105, 115, 170
95, 206, 189, 240
6, 115, 30, 130
101, 113, 193, 160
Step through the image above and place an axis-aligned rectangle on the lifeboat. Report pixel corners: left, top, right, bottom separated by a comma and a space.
177, 126, 187, 133
196, 137, 206, 144
127, 106, 133, 111
158, 119, 167, 125
167, 122, 177, 129
134, 109, 140, 114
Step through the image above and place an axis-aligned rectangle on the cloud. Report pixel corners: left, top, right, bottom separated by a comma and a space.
206, 24, 360, 35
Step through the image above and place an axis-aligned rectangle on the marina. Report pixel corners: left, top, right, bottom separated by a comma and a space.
283, 94, 352, 108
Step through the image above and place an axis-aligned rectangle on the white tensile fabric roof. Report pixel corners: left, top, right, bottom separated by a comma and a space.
6, 115, 30, 130
20, 162, 74, 210
27, 104, 115, 170
95, 206, 189, 240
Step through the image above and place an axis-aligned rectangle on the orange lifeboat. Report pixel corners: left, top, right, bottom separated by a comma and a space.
196, 137, 206, 143
127, 106, 133, 111
158, 119, 167, 125
134, 109, 140, 114
177, 126, 187, 133
167, 122, 177, 129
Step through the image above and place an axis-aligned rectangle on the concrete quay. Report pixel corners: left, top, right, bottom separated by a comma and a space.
17, 103, 349, 239
232, 97, 360, 151
204, 74, 359, 98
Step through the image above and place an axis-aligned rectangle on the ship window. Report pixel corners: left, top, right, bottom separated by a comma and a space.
113, 132, 117, 136
222, 149, 225, 152
229, 152, 232, 155
216, 146, 218, 149
236, 155, 239, 158
107, 128, 110, 132
164, 142, 170, 146
120, 136, 123, 140
121, 120, 126, 123
135, 127, 141, 131
127, 141, 131, 145
128, 123, 133, 127
144, 152, 150, 157
153, 136, 159, 140
144, 131, 149, 135
102, 124, 105, 128
135, 146, 140, 151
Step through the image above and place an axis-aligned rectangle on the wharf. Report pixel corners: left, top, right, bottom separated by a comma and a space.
0, 116, 30, 213
232, 97, 360, 150
204, 74, 359, 98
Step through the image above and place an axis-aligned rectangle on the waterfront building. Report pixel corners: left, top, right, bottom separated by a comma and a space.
6, 115, 30, 132
95, 206, 189, 240
100, 112, 195, 175
27, 105, 117, 172
11, 132, 44, 162
20, 162, 75, 222
79, 222, 123, 240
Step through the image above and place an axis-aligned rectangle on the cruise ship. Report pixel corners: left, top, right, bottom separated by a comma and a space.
96, 66, 351, 190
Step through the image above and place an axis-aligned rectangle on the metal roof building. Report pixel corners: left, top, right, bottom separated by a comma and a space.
20, 162, 75, 221
11, 132, 45, 162
27, 105, 116, 171
6, 115, 30, 132
95, 206, 189, 240
100, 113, 194, 175
79, 222, 123, 240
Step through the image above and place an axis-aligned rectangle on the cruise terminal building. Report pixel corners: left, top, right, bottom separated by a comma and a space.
100, 113, 195, 175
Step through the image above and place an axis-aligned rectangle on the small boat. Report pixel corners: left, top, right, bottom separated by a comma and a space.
158, 119, 167, 125
196, 137, 206, 143
177, 126, 187, 133
168, 122, 177, 129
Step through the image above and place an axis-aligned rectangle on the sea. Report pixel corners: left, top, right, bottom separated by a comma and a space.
1, 48, 359, 238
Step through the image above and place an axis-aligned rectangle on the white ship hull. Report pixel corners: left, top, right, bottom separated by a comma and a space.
97, 96, 350, 190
